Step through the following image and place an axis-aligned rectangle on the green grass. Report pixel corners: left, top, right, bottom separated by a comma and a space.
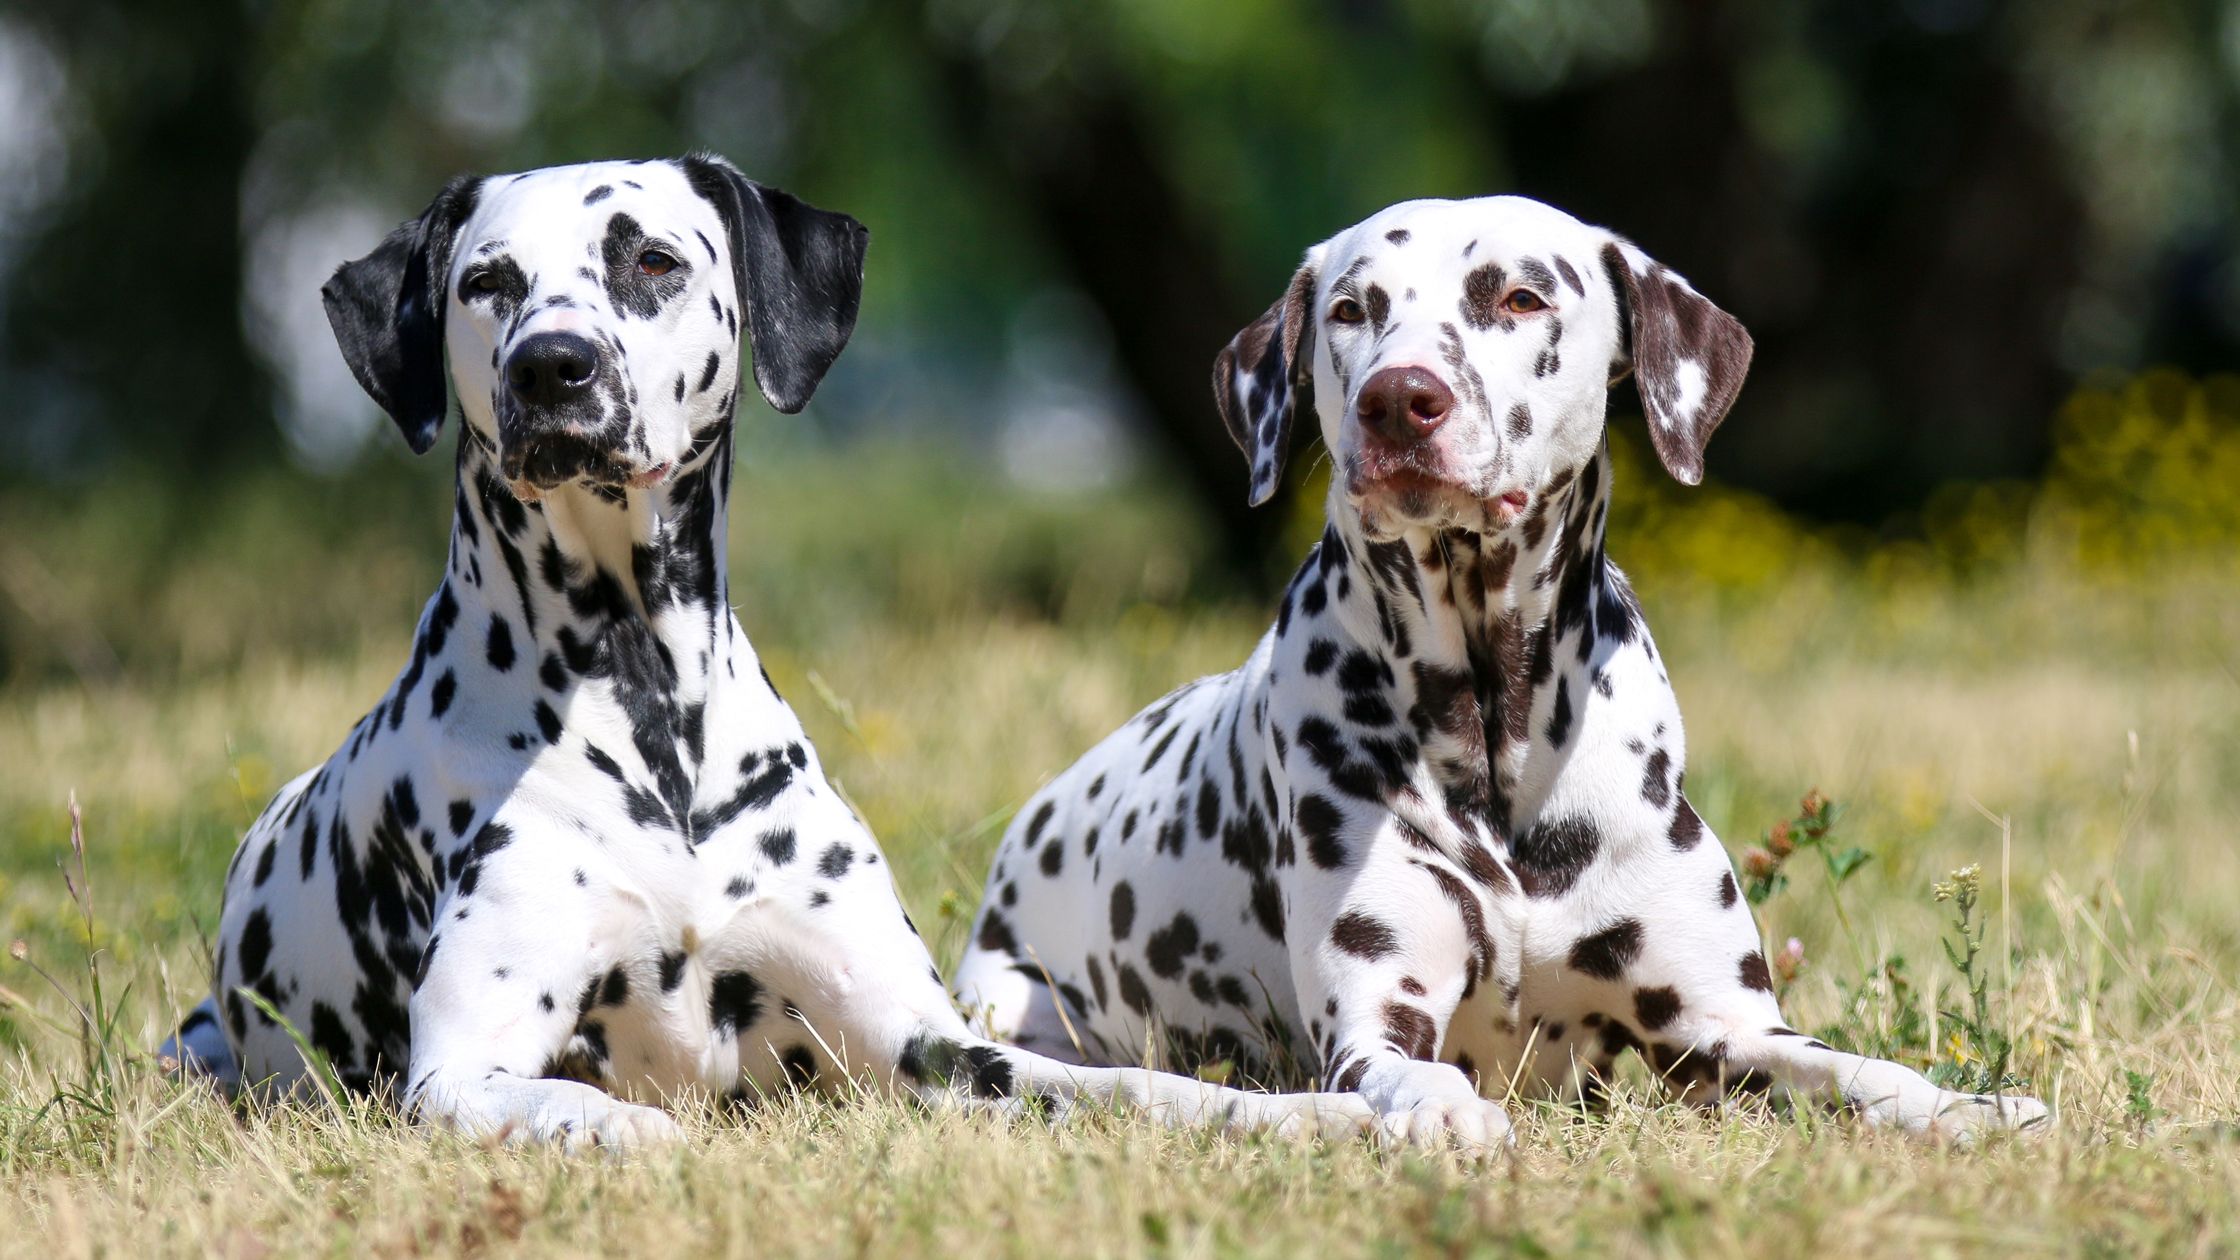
3, 439, 2239, 1257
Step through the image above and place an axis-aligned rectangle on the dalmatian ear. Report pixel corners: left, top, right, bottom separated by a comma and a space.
1602, 240, 1754, 485
1212, 262, 1318, 507
680, 153, 869, 415
321, 176, 481, 455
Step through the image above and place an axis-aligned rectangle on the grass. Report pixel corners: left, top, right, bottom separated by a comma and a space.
3, 418, 2240, 1256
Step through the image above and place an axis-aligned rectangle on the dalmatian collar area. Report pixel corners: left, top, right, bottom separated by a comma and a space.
956, 197, 2051, 1147
159, 156, 1375, 1150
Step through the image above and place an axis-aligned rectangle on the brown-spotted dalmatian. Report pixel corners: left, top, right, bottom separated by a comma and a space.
159, 155, 1374, 1150
956, 197, 2051, 1149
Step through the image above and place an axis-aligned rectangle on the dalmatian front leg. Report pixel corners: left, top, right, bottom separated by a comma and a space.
403, 824, 683, 1152
756, 803, 1375, 1142
1709, 1021, 2050, 1143
1289, 816, 1513, 1151
1625, 807, 2050, 1143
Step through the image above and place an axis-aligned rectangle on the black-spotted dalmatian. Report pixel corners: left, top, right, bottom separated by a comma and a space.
159, 155, 1374, 1150
957, 197, 2050, 1148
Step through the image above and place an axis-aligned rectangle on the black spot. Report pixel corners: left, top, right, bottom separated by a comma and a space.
760, 828, 797, 865
709, 971, 763, 1035
1513, 814, 1599, 897
1634, 986, 1682, 1032
429, 670, 456, 719
1039, 837, 1064, 877
252, 842, 277, 888
238, 910, 274, 982
1303, 639, 1339, 675
599, 965, 630, 1007
1385, 228, 1410, 245
1109, 882, 1136, 940
1116, 963, 1151, 1016
976, 898, 1027, 950
1568, 918, 1644, 981
1144, 912, 1201, 979
896, 1034, 1015, 1099
486, 616, 516, 671
1717, 870, 1738, 908
1544, 677, 1572, 747
584, 184, 613, 205
533, 700, 563, 744
1249, 875, 1286, 942
1296, 793, 1348, 869
659, 950, 687, 992
781, 1045, 818, 1088
1642, 748, 1672, 808
817, 843, 854, 879
1669, 799, 1705, 850
1738, 951, 1773, 992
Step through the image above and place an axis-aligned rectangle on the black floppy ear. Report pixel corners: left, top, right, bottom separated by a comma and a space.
1601, 239, 1754, 485
680, 153, 869, 415
321, 176, 481, 455
1212, 262, 1318, 507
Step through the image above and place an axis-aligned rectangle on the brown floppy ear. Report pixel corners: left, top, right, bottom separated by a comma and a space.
1212, 263, 1318, 507
1602, 239, 1754, 485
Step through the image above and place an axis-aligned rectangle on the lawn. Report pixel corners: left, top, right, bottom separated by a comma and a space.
3, 378, 2238, 1256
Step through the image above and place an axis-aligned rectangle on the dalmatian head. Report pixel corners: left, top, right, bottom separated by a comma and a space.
1213, 197, 1752, 539
323, 154, 867, 498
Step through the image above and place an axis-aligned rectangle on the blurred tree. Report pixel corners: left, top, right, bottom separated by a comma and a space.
3, 0, 269, 472
0, 0, 2233, 569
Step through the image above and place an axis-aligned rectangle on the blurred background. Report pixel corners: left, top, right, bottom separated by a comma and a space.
4, 0, 2239, 538
1, 0, 2238, 1074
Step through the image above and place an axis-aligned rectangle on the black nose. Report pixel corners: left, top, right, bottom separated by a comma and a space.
505, 332, 599, 408
1356, 366, 1455, 444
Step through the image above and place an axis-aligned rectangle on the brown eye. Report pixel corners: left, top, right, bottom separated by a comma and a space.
1330, 298, 1366, 325
464, 270, 501, 296
638, 249, 677, 277
1503, 289, 1546, 314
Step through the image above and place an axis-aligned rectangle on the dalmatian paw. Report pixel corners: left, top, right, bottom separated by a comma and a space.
1355, 1058, 1514, 1154
1259, 1092, 1381, 1144
1915, 1090, 2051, 1145
1375, 1095, 1515, 1153
1835, 1059, 2051, 1144
415, 1073, 687, 1154
550, 1097, 688, 1154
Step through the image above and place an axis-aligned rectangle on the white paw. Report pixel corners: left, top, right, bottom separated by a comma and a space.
1919, 1090, 2051, 1145
1261, 1093, 1380, 1143
1375, 1096, 1515, 1154
550, 1097, 686, 1153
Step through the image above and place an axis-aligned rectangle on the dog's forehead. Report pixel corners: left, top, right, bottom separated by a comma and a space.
458, 161, 720, 269
1327, 196, 1603, 291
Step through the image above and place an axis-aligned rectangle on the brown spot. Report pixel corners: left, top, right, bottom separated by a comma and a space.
1460, 262, 1511, 331
1330, 910, 1400, 959
1383, 1002, 1438, 1059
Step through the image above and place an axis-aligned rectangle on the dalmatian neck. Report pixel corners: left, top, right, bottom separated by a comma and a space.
442, 426, 742, 717
1322, 444, 1622, 842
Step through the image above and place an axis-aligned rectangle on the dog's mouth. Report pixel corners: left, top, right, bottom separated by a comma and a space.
499, 432, 672, 497
1345, 451, 1530, 536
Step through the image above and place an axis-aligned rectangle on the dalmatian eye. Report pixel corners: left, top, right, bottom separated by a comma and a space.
1329, 298, 1366, 325
1503, 289, 1547, 315
638, 249, 678, 277
463, 270, 501, 297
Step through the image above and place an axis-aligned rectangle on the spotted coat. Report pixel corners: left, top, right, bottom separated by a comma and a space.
160, 156, 1372, 1150
957, 197, 2049, 1147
